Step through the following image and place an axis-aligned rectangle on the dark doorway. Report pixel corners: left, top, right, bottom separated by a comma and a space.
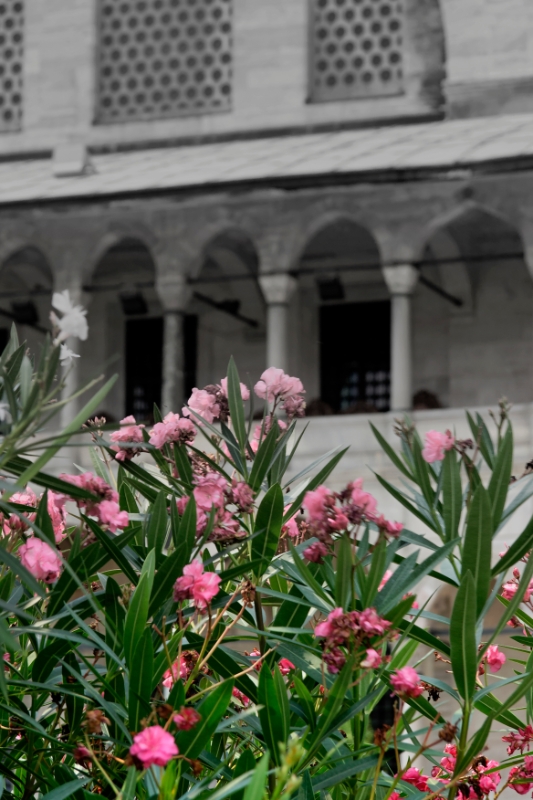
183, 314, 198, 401
125, 318, 163, 422
320, 301, 391, 413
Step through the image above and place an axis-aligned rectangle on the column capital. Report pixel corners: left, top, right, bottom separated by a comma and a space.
382, 265, 419, 296
259, 273, 298, 305
155, 274, 192, 313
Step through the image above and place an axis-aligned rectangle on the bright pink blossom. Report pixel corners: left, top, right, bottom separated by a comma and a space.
282, 516, 299, 539
303, 486, 333, 522
183, 388, 220, 424
278, 658, 295, 676
361, 648, 382, 669
173, 707, 201, 731
390, 666, 424, 698
173, 559, 221, 610
219, 377, 250, 401
422, 430, 455, 463
486, 644, 506, 673
110, 415, 145, 461
95, 500, 129, 532
130, 725, 178, 768
503, 726, 533, 755
47, 492, 67, 543
502, 581, 518, 600
162, 658, 188, 688
19, 537, 62, 583
303, 541, 329, 563
232, 687, 251, 707
149, 413, 196, 449
509, 768, 532, 794
401, 767, 428, 791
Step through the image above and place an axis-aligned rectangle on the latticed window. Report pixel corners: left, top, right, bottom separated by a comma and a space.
96, 0, 233, 124
0, 0, 24, 131
309, 0, 404, 102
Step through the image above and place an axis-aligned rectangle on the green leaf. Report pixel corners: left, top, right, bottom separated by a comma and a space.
0, 541, 46, 598
413, 437, 434, 509
123, 549, 155, 669
370, 422, 414, 480
40, 779, 90, 800
293, 674, 316, 731
488, 426, 513, 530
467, 411, 494, 469
258, 662, 286, 766
462, 485, 492, 616
283, 448, 348, 523
187, 632, 258, 703
118, 768, 138, 800
493, 514, 533, 576
83, 516, 139, 586
252, 484, 284, 579
312, 755, 380, 792
128, 627, 154, 731
442, 450, 462, 542
362, 537, 387, 608
374, 472, 438, 532
248, 421, 279, 491
450, 570, 477, 701
173, 443, 193, 487
243, 752, 269, 800
227, 357, 247, 451
104, 577, 126, 657
177, 679, 234, 759
34, 490, 56, 545
334, 533, 352, 609
145, 490, 169, 555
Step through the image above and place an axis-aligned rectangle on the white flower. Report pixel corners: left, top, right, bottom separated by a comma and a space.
0, 403, 11, 423
51, 290, 88, 343
59, 344, 80, 366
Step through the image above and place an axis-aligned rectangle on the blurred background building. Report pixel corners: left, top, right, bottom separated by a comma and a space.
1, 0, 533, 487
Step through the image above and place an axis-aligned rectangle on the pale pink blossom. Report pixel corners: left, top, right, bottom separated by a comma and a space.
47, 491, 67, 543
231, 481, 254, 513
378, 570, 393, 591
502, 581, 518, 600
173, 559, 221, 610
130, 725, 178, 768
3, 487, 38, 534
303, 486, 333, 522
350, 479, 378, 517
278, 658, 295, 676
183, 388, 220, 424
314, 607, 345, 639
361, 648, 382, 669
357, 607, 392, 636
254, 368, 287, 403
95, 500, 129, 532
149, 413, 196, 449
486, 645, 506, 672
219, 377, 250, 401
173, 707, 201, 731
176, 496, 208, 535
162, 659, 188, 688
60, 472, 118, 513
282, 516, 299, 539
390, 666, 424, 698
422, 430, 455, 463
19, 537, 62, 583
110, 415, 145, 461
193, 473, 228, 512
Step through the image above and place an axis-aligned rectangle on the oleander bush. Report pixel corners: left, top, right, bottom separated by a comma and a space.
2, 296, 533, 799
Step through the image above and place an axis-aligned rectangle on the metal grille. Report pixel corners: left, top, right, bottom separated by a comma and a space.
96, 0, 233, 124
0, 0, 24, 131
309, 0, 404, 102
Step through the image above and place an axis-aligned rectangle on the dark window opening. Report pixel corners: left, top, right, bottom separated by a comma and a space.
183, 313, 198, 401
319, 301, 390, 413
125, 317, 163, 422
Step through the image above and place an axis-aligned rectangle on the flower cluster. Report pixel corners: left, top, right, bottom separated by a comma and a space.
2, 488, 66, 544
509, 757, 533, 794
430, 746, 502, 799
254, 367, 306, 418
177, 471, 246, 543
59, 472, 129, 533
422, 429, 455, 463
173, 559, 221, 610
109, 415, 145, 461
183, 376, 250, 425
19, 537, 62, 584
502, 567, 533, 606
390, 666, 424, 698
301, 480, 402, 562
129, 725, 178, 769
162, 651, 204, 688
479, 644, 506, 674
314, 606, 392, 673
174, 706, 201, 731
149, 412, 196, 450
502, 725, 533, 756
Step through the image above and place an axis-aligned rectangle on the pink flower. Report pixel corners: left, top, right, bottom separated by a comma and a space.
173, 559, 221, 610
315, 607, 345, 639
357, 608, 392, 637
390, 666, 424, 698
422, 430, 455, 463
19, 537, 62, 583
303, 486, 333, 522
486, 644, 506, 673
232, 687, 251, 707
503, 725, 533, 755
60, 472, 118, 514
282, 516, 299, 539
110, 415, 145, 461
173, 706, 201, 731
502, 581, 518, 600
219, 377, 250, 401
303, 541, 329, 563
149, 413, 196, 450
3, 487, 38, 534
379, 570, 393, 591
361, 648, 382, 669
47, 492, 67, 543
350, 479, 378, 517
177, 496, 208, 535
193, 473, 227, 512
231, 481, 254, 513
254, 368, 288, 403
129, 725, 178, 768
401, 767, 428, 791
509, 767, 532, 794
73, 745, 92, 765
183, 388, 220, 424
95, 500, 129, 532
390, 794, 401, 800
278, 658, 295, 676
162, 658, 188, 688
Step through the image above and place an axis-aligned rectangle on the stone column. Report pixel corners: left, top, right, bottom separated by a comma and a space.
258, 273, 298, 372
382, 265, 419, 412
156, 274, 192, 413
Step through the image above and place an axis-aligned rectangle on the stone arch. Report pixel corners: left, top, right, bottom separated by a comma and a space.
296, 212, 383, 268
85, 223, 159, 285
0, 245, 54, 336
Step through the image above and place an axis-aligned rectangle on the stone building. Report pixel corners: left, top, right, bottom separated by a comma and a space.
1, 0, 533, 488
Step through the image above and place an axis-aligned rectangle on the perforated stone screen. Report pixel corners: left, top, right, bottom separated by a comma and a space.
96, 0, 233, 124
0, 0, 24, 131
309, 0, 404, 102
